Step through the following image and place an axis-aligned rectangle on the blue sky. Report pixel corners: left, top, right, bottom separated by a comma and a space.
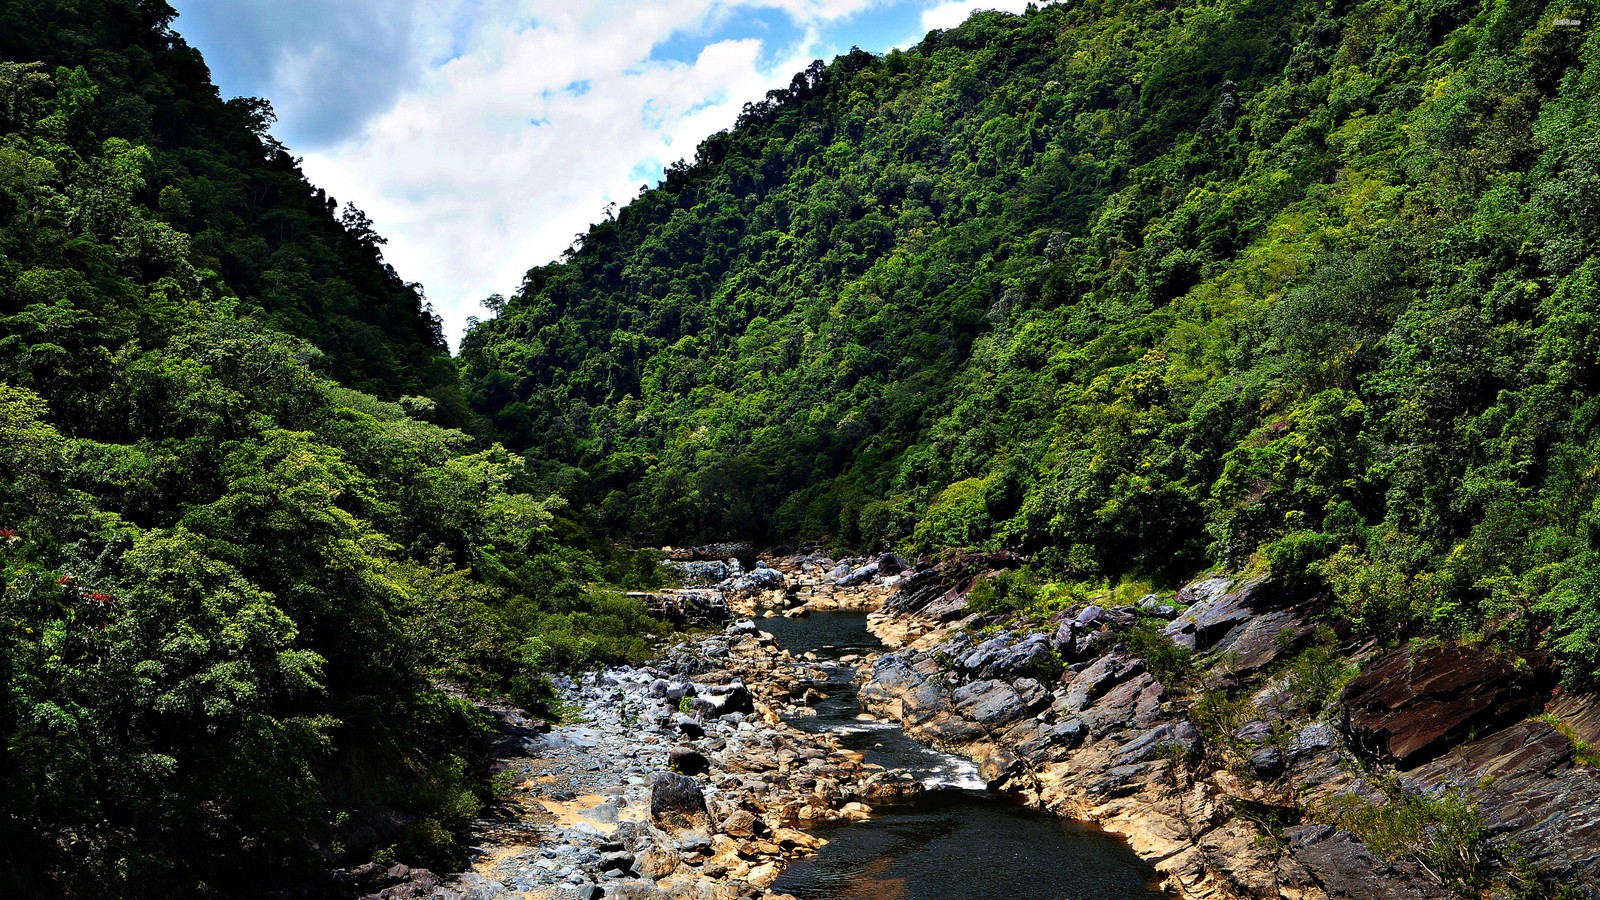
168, 0, 1035, 347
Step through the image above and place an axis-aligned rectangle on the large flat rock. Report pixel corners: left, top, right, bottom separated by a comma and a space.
1339, 642, 1553, 767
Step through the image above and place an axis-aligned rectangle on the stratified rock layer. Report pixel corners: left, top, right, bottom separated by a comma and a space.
858, 555, 1600, 899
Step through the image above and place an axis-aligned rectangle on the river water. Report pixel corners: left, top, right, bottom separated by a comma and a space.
758, 611, 1167, 900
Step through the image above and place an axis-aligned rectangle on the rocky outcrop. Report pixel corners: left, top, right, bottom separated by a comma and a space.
860, 557, 1600, 899
1340, 643, 1555, 767
1402, 719, 1600, 884
633, 589, 732, 629
663, 543, 757, 563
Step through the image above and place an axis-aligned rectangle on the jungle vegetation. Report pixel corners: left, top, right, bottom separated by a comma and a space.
463, 0, 1600, 683
0, 1, 664, 893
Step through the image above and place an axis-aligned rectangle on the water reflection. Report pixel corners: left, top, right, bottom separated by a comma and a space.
756, 611, 1167, 900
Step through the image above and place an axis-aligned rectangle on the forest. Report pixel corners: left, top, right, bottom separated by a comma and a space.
0, 1, 665, 894
464, 0, 1600, 681
10, 0, 1600, 894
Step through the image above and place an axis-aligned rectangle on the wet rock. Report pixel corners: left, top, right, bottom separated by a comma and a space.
1339, 642, 1553, 767
674, 716, 706, 740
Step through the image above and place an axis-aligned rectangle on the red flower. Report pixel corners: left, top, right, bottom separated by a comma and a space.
86, 592, 115, 605
56, 574, 77, 585
0, 529, 18, 540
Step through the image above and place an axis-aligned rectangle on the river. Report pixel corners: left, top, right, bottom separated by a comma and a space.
756, 611, 1168, 900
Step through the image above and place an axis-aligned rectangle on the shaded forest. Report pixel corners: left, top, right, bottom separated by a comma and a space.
0, 1, 665, 894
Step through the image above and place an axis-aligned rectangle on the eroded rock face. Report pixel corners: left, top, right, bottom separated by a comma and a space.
1339, 642, 1554, 767
859, 563, 1600, 900
1286, 826, 1455, 900
878, 551, 1027, 622
1403, 719, 1600, 882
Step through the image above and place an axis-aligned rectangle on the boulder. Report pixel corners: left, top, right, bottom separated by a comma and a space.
835, 562, 880, 587
1339, 642, 1553, 767
875, 552, 909, 575
1162, 577, 1260, 651
696, 681, 755, 718
669, 747, 711, 776
951, 679, 1030, 728
650, 773, 712, 831
720, 809, 762, 838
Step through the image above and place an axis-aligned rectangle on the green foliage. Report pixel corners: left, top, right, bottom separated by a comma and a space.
462, 0, 1600, 685
0, 3, 666, 893
1283, 628, 1354, 714
1122, 620, 1198, 687
1319, 783, 1490, 892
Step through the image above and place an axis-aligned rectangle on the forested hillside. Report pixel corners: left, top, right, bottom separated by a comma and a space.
464, 0, 1600, 678
0, 2, 664, 894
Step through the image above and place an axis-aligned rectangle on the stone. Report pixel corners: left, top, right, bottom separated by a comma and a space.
696, 682, 755, 718
669, 747, 711, 776
1403, 720, 1600, 881
719, 809, 761, 838
835, 562, 880, 587
876, 552, 909, 575
604, 884, 671, 900
1339, 642, 1554, 767
675, 716, 706, 740
634, 846, 682, 880
1286, 825, 1455, 899
651, 773, 712, 831
1162, 577, 1258, 651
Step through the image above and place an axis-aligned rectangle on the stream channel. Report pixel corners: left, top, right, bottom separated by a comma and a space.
757, 611, 1168, 900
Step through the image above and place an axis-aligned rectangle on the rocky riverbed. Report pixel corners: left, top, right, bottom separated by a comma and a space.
361, 579, 921, 900
349, 547, 1600, 900
857, 554, 1600, 899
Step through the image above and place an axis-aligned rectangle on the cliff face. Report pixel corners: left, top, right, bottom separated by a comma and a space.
857, 560, 1600, 899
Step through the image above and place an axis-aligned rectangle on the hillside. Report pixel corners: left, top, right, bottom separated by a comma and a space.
0, 2, 666, 894
462, 0, 1600, 680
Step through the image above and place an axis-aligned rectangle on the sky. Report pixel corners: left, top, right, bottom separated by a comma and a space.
167, 0, 1037, 349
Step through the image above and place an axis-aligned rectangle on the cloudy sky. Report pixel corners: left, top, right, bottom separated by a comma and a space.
167, 0, 1034, 348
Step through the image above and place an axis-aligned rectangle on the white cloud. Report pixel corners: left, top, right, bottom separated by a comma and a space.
171, 0, 424, 147
921, 0, 1033, 31
290, 1, 872, 347
175, 0, 1039, 349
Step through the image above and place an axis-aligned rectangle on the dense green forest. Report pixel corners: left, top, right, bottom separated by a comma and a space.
13, 0, 1600, 893
463, 0, 1600, 678
0, 1, 665, 894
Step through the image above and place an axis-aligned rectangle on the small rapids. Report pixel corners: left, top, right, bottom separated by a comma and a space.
757, 612, 1167, 900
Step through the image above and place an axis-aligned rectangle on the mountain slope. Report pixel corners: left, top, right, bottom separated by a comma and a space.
0, 0, 457, 403
0, 2, 666, 894
463, 0, 1600, 678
